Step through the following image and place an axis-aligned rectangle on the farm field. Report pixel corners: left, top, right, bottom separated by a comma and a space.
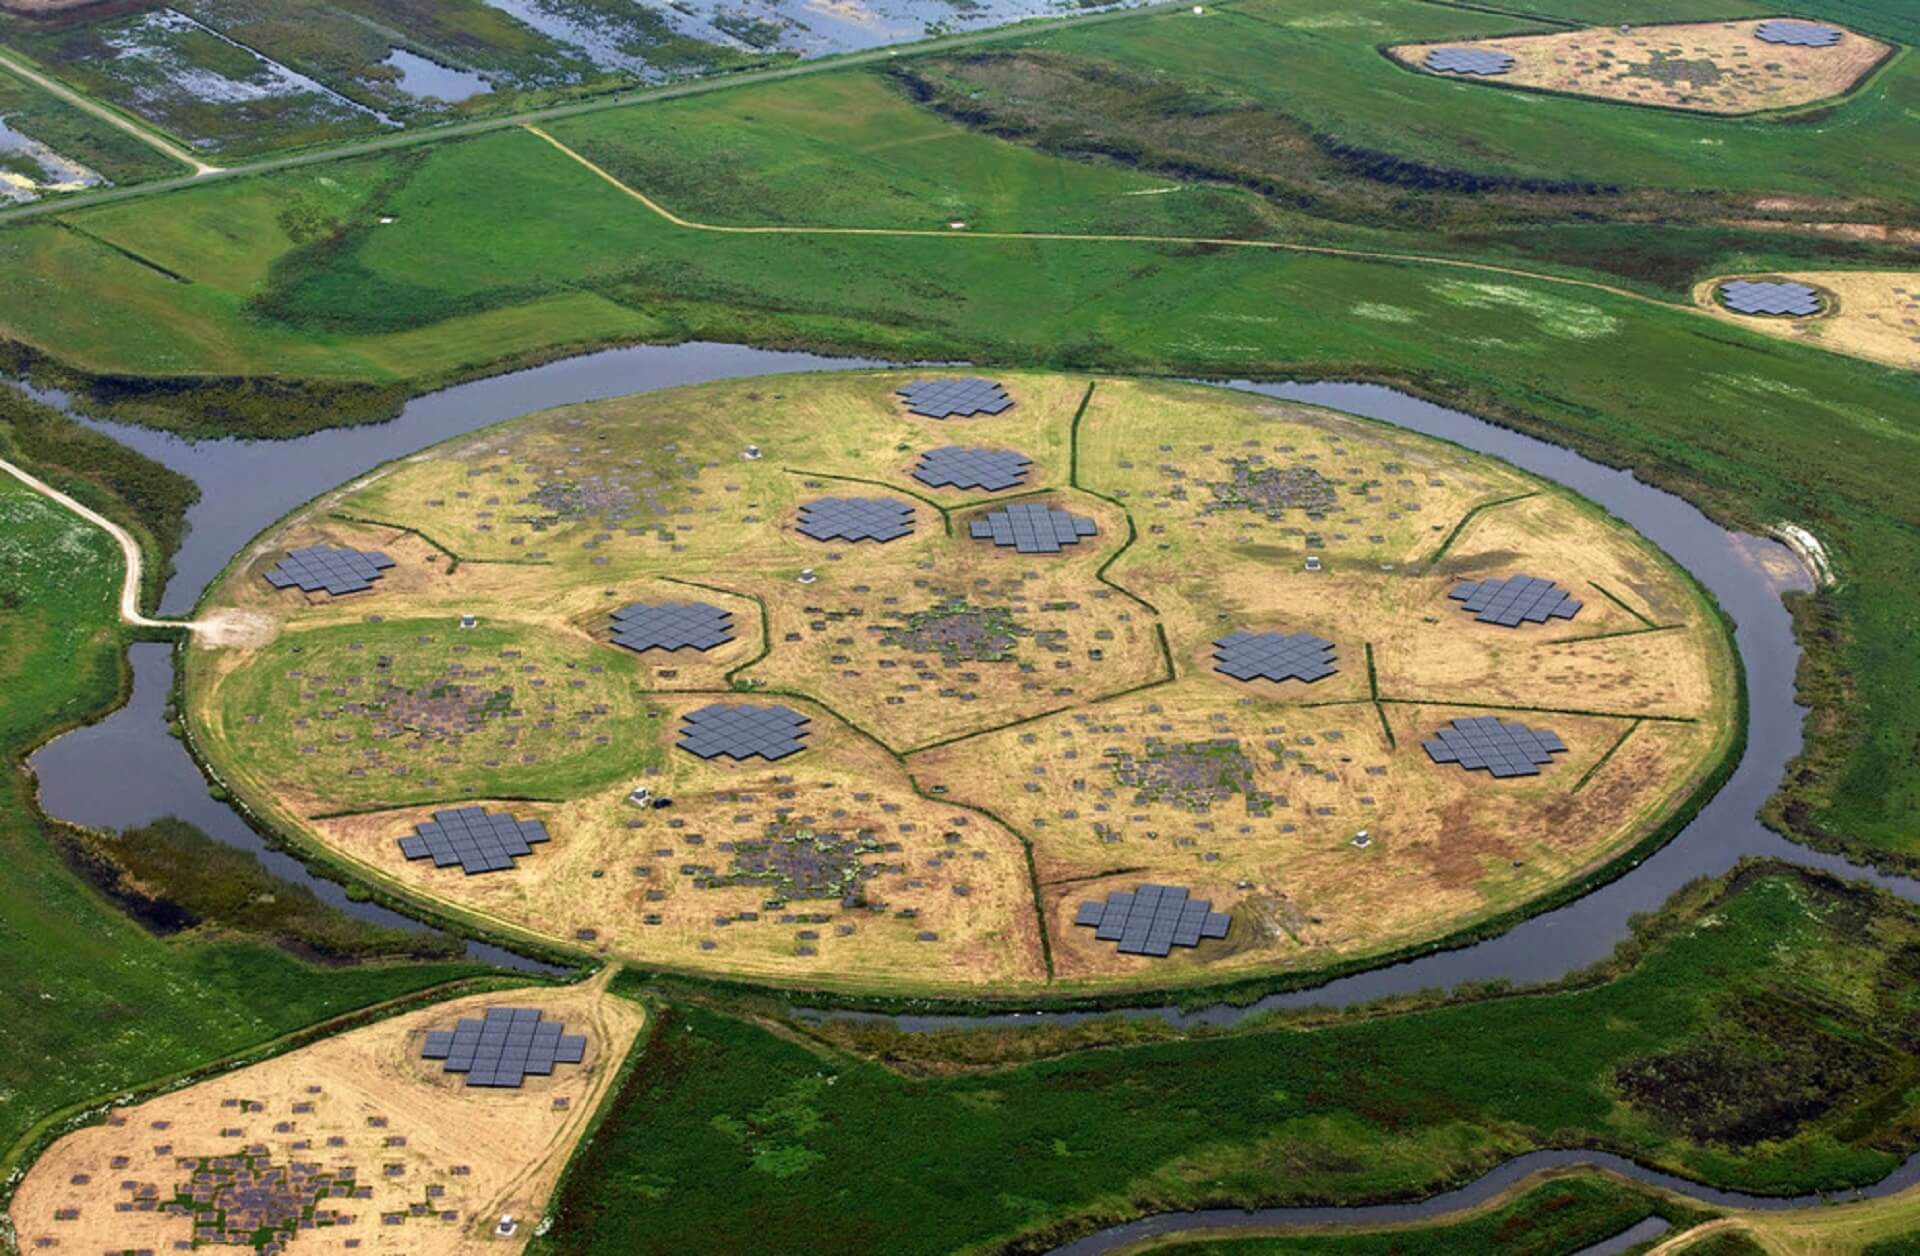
0, 0, 769, 157
1392, 19, 1891, 115
184, 372, 1736, 994
9, 976, 644, 1253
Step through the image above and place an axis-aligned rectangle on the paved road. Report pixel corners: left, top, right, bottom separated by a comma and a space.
0, 2, 1179, 227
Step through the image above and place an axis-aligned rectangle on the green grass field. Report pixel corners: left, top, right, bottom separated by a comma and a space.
0, 469, 492, 1178
534, 866, 1920, 1254
544, 71, 1274, 238
207, 617, 664, 812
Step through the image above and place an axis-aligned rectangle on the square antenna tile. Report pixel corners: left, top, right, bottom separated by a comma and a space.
1073, 882, 1231, 957
263, 545, 395, 597
1755, 19, 1841, 46
420, 1006, 588, 1089
1424, 47, 1515, 75
913, 446, 1033, 492
397, 806, 551, 876
968, 502, 1098, 554
896, 377, 1014, 419
1448, 576, 1581, 627
798, 497, 916, 543
678, 702, 812, 761
1717, 280, 1822, 317
610, 601, 735, 653
1423, 716, 1568, 778
1213, 631, 1338, 684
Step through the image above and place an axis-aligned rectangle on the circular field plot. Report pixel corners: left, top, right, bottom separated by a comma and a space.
8, 980, 642, 1252
187, 373, 1737, 995
1393, 19, 1888, 115
1697, 270, 1920, 372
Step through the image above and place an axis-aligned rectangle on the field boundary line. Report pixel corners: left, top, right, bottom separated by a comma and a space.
657, 575, 772, 685
1421, 491, 1537, 571
327, 509, 550, 572
1365, 642, 1396, 748
1573, 718, 1642, 794
1378, 695, 1695, 723
518, 125, 1694, 313
1586, 579, 1655, 628
784, 466, 953, 535
1552, 623, 1683, 646
1060, 380, 1162, 616
0, 49, 216, 176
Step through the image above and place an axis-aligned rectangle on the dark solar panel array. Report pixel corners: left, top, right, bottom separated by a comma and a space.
1718, 279, 1822, 317
397, 807, 551, 875
1449, 576, 1582, 627
913, 446, 1033, 492
896, 377, 1014, 419
798, 496, 916, 543
678, 702, 812, 761
1755, 18, 1841, 46
1213, 631, 1338, 683
1425, 46, 1515, 75
263, 545, 395, 596
968, 502, 1098, 553
1073, 883, 1231, 956
421, 1007, 587, 1089
609, 601, 734, 652
1423, 716, 1568, 778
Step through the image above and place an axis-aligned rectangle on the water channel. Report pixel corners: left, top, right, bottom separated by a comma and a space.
20, 346, 1920, 1245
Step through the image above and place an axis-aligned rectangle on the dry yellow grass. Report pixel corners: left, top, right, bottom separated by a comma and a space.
1393, 19, 1888, 114
8, 978, 643, 1253
305, 693, 1048, 991
186, 372, 1735, 994
1695, 271, 1920, 371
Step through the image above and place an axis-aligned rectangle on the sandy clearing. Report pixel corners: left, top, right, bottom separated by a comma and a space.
1393, 19, 1888, 115
9, 976, 644, 1253
1696, 270, 1920, 372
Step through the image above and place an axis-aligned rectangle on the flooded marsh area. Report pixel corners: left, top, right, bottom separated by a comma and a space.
1, 0, 1138, 161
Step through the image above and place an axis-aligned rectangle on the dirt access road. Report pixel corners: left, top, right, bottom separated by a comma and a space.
0, 452, 267, 644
